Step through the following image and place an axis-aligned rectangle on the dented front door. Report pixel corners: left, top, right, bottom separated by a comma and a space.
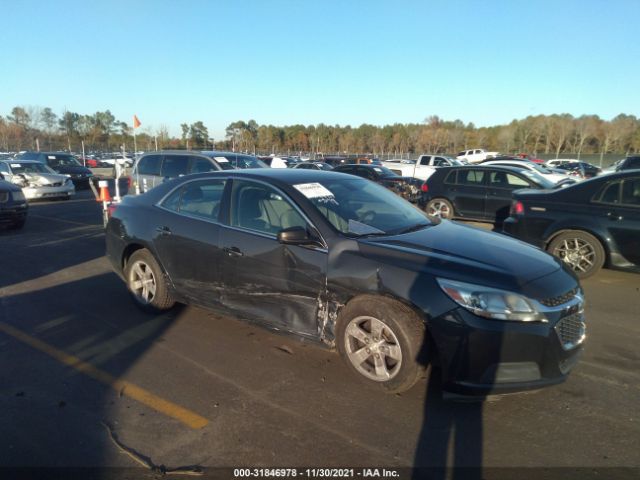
219, 226, 327, 337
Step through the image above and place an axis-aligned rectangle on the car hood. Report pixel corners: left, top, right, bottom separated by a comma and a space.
19, 172, 70, 186
358, 220, 572, 299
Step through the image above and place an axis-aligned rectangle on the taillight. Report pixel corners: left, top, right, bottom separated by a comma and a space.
421, 183, 429, 192
511, 200, 524, 215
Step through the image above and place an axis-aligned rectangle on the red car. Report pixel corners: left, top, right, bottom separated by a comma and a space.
516, 153, 545, 164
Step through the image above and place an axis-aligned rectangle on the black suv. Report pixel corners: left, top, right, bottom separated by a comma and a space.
615, 156, 640, 171
419, 165, 556, 223
503, 171, 640, 278
16, 152, 93, 188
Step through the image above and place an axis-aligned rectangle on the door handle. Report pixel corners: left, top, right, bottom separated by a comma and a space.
155, 226, 172, 235
607, 212, 623, 221
223, 246, 244, 257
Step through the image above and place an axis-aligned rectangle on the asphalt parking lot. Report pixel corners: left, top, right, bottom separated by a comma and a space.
0, 191, 639, 478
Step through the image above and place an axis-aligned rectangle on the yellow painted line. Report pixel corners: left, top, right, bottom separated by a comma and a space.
0, 321, 209, 430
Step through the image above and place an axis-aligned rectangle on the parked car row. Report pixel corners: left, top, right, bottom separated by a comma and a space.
420, 163, 640, 278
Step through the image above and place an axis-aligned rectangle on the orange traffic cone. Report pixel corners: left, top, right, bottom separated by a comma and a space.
97, 180, 111, 203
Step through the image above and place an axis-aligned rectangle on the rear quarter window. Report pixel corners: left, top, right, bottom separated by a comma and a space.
459, 169, 485, 185
444, 170, 457, 184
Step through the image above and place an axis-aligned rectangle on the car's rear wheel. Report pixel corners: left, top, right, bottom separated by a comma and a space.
547, 230, 605, 279
125, 249, 175, 312
426, 198, 454, 219
336, 296, 429, 393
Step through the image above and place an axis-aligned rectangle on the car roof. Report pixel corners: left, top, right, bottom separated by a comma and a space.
435, 165, 533, 174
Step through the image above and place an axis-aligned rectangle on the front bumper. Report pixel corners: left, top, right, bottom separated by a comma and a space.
430, 306, 585, 396
23, 185, 75, 200
69, 175, 93, 189
0, 203, 28, 225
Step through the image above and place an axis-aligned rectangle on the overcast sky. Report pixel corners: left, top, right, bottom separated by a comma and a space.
1, 0, 638, 139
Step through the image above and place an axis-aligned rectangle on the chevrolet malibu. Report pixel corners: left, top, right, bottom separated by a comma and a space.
106, 170, 585, 394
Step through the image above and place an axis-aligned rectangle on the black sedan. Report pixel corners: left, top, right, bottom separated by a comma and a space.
554, 162, 602, 179
503, 171, 640, 278
106, 169, 585, 395
0, 178, 28, 229
333, 164, 422, 202
419, 165, 557, 223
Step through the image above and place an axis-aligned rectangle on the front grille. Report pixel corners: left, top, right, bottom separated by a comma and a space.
555, 312, 586, 350
44, 182, 63, 187
540, 286, 579, 307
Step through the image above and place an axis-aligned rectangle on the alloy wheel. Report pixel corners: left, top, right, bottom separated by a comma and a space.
344, 316, 403, 382
128, 260, 157, 304
427, 200, 451, 218
553, 238, 596, 274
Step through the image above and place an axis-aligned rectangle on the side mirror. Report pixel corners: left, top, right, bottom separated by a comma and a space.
277, 226, 316, 246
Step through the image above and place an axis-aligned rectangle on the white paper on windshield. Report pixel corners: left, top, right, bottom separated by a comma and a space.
373, 167, 383, 172
47, 155, 56, 159
214, 156, 229, 162
294, 182, 334, 199
11, 163, 21, 167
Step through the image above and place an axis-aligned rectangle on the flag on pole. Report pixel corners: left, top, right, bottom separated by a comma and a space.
133, 115, 141, 129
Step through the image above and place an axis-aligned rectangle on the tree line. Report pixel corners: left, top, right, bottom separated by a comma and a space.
2, 106, 639, 160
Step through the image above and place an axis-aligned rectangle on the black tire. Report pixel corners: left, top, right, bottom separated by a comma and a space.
336, 295, 429, 393
547, 230, 605, 279
125, 249, 175, 312
425, 198, 454, 219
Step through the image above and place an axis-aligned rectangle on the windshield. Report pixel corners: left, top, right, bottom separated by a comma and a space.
372, 166, 398, 177
49, 155, 81, 167
294, 177, 431, 237
8, 162, 55, 174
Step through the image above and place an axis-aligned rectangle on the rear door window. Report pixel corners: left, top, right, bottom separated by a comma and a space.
137, 155, 162, 175
161, 179, 227, 220
160, 155, 189, 177
459, 169, 485, 185
490, 171, 530, 188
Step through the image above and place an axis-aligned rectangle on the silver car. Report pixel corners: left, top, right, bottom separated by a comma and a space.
0, 160, 75, 200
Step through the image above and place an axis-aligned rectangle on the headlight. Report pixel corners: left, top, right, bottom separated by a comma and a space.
65, 177, 73, 185
437, 278, 546, 322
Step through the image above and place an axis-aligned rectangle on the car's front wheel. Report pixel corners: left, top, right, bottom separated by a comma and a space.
125, 249, 175, 312
547, 230, 605, 279
426, 198, 454, 219
336, 296, 429, 393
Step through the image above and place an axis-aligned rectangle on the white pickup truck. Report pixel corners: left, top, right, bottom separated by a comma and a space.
455, 148, 500, 163
382, 155, 463, 180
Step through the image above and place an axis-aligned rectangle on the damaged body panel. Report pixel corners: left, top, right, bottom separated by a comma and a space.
106, 169, 585, 395
0, 160, 75, 200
